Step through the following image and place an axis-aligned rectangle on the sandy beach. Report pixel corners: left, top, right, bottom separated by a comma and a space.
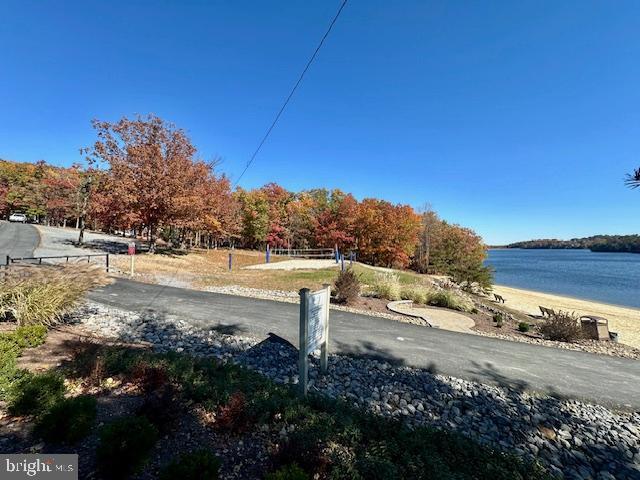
493, 284, 640, 349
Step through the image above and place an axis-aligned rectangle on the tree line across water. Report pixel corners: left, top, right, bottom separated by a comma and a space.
506, 235, 640, 253
0, 114, 492, 287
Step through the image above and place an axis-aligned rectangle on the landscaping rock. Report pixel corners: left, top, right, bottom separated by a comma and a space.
74, 302, 640, 480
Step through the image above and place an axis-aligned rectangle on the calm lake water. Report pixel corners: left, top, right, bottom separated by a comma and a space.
485, 249, 640, 309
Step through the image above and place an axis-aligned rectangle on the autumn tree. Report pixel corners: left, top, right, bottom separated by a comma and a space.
412, 205, 439, 273
354, 199, 421, 268
86, 114, 201, 252
429, 222, 493, 289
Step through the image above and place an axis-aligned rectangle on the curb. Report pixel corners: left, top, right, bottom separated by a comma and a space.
386, 300, 434, 327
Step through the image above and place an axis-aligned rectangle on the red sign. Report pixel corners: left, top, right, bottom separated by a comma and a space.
128, 243, 136, 255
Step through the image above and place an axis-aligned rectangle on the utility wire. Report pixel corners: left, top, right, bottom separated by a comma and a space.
233, 0, 348, 186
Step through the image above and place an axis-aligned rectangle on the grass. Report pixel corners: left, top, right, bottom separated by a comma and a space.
60, 344, 551, 480
35, 395, 97, 444
7, 371, 65, 416
0, 324, 48, 399
97, 415, 158, 478
0, 265, 109, 326
111, 249, 429, 293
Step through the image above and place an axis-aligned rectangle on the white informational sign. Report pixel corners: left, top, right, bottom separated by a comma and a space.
306, 288, 329, 354
298, 285, 331, 396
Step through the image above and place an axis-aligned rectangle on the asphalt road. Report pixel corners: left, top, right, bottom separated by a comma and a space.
0, 220, 40, 263
3, 221, 639, 408
89, 278, 640, 409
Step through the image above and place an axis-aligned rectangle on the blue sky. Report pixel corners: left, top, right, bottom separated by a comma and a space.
1, 1, 639, 245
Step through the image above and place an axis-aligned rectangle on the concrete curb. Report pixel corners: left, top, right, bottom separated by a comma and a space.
386, 300, 434, 327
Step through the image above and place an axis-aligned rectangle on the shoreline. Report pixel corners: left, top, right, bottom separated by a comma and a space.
492, 284, 640, 349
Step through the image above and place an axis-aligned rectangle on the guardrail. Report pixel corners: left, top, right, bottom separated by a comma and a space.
270, 248, 335, 259
5, 254, 110, 272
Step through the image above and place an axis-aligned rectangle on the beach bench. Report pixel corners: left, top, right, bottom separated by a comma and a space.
493, 293, 506, 303
539, 306, 556, 318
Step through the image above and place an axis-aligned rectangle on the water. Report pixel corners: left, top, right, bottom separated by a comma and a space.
485, 249, 640, 308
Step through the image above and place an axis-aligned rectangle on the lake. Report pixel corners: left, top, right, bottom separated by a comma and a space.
485, 249, 640, 309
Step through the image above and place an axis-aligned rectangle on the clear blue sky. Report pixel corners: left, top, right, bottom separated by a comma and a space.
1, 1, 639, 245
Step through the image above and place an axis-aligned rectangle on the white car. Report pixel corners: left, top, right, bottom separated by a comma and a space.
8, 213, 27, 223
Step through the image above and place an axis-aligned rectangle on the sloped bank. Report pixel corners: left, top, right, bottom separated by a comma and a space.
74, 303, 640, 480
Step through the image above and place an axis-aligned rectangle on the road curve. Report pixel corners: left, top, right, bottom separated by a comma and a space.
2, 222, 639, 409
0, 220, 40, 263
89, 278, 640, 409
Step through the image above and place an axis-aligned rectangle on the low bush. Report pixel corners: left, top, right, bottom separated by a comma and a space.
0, 265, 108, 326
425, 290, 473, 312
266, 463, 309, 480
399, 285, 427, 304
540, 311, 583, 342
216, 391, 248, 432
36, 395, 97, 444
333, 269, 361, 304
160, 450, 221, 480
370, 273, 401, 301
137, 384, 182, 433
518, 322, 530, 333
10, 324, 48, 348
97, 415, 158, 478
8, 371, 65, 416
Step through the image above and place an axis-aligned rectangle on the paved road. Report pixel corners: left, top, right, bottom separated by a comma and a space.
90, 278, 640, 409
3, 222, 639, 408
0, 220, 40, 264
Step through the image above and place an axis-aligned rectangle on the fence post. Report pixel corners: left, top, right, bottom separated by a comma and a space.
105, 254, 110, 272
228, 252, 233, 271
266, 244, 270, 264
298, 288, 310, 397
320, 284, 330, 374
5, 255, 9, 267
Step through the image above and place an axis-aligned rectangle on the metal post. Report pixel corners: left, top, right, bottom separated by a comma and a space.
5, 255, 9, 267
130, 255, 135, 276
228, 252, 232, 271
105, 254, 110, 272
266, 244, 270, 264
335, 245, 339, 263
298, 288, 310, 397
39, 258, 42, 265
320, 284, 330, 374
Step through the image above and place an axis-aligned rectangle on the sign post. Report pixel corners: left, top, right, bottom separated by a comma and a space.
298, 284, 331, 396
128, 242, 136, 276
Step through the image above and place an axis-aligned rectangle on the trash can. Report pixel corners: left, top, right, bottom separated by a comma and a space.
579, 315, 610, 341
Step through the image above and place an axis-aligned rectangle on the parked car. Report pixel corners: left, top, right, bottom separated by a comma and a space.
8, 213, 27, 223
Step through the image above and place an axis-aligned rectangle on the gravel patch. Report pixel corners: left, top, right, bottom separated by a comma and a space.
74, 302, 640, 480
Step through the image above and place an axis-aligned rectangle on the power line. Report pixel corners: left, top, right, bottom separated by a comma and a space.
233, 0, 348, 186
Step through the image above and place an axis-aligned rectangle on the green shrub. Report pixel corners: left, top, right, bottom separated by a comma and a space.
36, 395, 97, 444
425, 290, 472, 312
540, 311, 583, 342
97, 416, 158, 478
370, 273, 400, 301
0, 265, 108, 326
518, 322, 530, 333
334, 269, 361, 304
10, 325, 48, 348
493, 313, 503, 323
8, 372, 65, 416
399, 285, 427, 304
160, 450, 221, 480
266, 464, 309, 480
